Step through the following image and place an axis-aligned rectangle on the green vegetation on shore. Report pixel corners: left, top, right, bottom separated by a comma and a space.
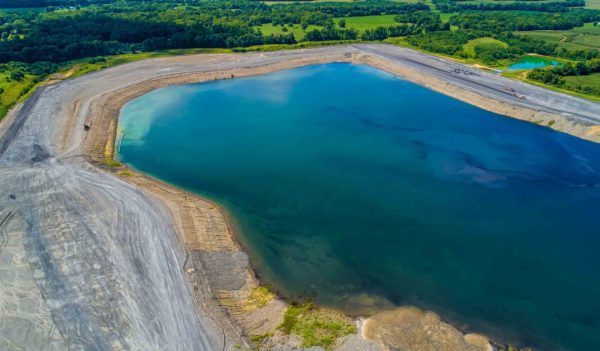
526, 57, 600, 96
279, 303, 355, 350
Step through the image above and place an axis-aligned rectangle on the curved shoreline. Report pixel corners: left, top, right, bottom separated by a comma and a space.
88, 52, 505, 349
4, 44, 599, 350
86, 48, 587, 351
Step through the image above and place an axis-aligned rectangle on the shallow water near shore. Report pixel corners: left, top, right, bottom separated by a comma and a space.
117, 63, 600, 351
507, 55, 560, 71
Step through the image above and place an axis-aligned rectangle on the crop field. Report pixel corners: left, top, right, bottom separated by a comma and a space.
563, 72, 600, 86
571, 22, 600, 35
585, 0, 600, 9
333, 14, 399, 32
515, 24, 600, 50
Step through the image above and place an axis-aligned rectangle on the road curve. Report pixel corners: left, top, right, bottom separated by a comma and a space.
0, 44, 599, 350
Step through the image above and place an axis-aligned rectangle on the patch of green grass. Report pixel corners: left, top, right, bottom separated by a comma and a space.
256, 23, 320, 41
334, 14, 398, 32
462, 37, 508, 58
571, 22, 600, 35
439, 12, 458, 23
250, 331, 274, 345
383, 37, 409, 46
103, 159, 123, 168
0, 72, 37, 119
563, 72, 600, 86
585, 0, 600, 9
246, 286, 275, 309
117, 170, 133, 177
279, 303, 355, 351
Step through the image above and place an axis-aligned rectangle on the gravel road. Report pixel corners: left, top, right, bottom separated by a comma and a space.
0, 44, 598, 351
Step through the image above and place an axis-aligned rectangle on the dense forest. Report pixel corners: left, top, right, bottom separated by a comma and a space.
433, 0, 585, 13
0, 0, 430, 63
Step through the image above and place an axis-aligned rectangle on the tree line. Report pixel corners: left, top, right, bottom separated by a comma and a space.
0, 0, 433, 64
433, 0, 585, 13
449, 10, 600, 32
528, 59, 600, 96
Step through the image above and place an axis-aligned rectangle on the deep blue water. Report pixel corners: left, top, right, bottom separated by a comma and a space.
117, 63, 600, 351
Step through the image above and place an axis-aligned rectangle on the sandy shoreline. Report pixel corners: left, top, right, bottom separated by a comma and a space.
16, 45, 596, 350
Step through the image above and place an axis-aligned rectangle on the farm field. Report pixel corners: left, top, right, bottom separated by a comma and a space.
563, 72, 600, 86
333, 14, 398, 32
572, 22, 600, 34
515, 23, 600, 50
586, 0, 600, 9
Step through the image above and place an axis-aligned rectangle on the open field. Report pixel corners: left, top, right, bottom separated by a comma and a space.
572, 22, 600, 34
256, 23, 321, 41
334, 14, 398, 32
0, 73, 36, 117
515, 23, 600, 51
2, 44, 599, 351
564, 72, 600, 86
462, 37, 508, 57
439, 12, 458, 23
586, 0, 600, 9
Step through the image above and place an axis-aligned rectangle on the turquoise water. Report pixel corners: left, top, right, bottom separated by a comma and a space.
508, 55, 560, 71
117, 63, 600, 351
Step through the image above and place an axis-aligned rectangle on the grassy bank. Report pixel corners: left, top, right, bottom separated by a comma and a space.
279, 303, 355, 350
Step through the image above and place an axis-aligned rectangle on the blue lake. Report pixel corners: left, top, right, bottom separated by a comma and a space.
117, 63, 600, 351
